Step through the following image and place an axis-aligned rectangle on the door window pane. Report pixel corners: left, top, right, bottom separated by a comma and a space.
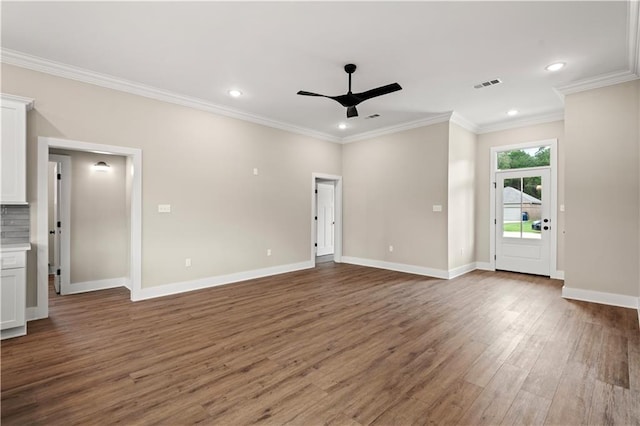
502, 176, 542, 239
497, 146, 550, 170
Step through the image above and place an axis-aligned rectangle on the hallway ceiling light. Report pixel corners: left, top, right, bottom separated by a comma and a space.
338, 123, 347, 130
93, 161, 110, 172
507, 109, 519, 117
228, 89, 243, 98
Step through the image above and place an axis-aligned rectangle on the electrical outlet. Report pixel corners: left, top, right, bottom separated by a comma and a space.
389, 245, 394, 252
185, 258, 191, 267
253, 168, 259, 176
432, 205, 442, 212
267, 249, 272, 256
158, 204, 171, 213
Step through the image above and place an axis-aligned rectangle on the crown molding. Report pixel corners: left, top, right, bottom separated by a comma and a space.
554, 69, 639, 96
555, 1, 640, 96
341, 112, 453, 144
0, 49, 341, 143
450, 112, 479, 133
477, 110, 564, 134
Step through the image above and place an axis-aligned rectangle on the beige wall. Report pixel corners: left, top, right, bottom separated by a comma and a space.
475, 121, 565, 270
565, 80, 640, 297
448, 123, 476, 269
2, 64, 342, 305
342, 122, 450, 270
49, 150, 128, 284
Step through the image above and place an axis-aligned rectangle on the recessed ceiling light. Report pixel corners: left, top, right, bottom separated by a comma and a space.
338, 123, 347, 130
545, 62, 565, 72
228, 89, 242, 98
507, 109, 519, 117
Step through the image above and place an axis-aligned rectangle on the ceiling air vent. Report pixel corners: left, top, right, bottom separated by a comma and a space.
474, 78, 502, 89
365, 113, 380, 119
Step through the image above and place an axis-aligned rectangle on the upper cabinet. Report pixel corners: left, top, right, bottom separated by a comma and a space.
1, 94, 33, 204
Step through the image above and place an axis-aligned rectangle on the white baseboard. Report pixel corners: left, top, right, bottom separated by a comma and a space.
341, 256, 450, 279
133, 260, 314, 301
475, 262, 494, 271
562, 285, 639, 310
551, 270, 565, 280
448, 263, 478, 279
64, 277, 127, 295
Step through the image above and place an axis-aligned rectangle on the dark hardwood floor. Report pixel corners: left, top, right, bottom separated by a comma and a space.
2, 263, 639, 425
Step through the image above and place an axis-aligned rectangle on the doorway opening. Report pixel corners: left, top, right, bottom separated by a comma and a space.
311, 173, 342, 266
34, 137, 142, 321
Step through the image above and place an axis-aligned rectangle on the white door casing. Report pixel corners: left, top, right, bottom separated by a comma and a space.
496, 168, 551, 276
316, 182, 335, 256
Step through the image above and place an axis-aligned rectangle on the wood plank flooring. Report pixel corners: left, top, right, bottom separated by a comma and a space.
2, 263, 639, 425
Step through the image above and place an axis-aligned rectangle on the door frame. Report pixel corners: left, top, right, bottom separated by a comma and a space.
311, 173, 342, 265
48, 154, 71, 294
489, 138, 559, 277
33, 137, 142, 321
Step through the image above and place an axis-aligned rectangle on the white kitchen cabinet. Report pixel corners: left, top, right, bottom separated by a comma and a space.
1, 249, 28, 339
1, 94, 34, 204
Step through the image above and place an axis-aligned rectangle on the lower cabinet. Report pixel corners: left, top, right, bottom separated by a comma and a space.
1, 251, 27, 339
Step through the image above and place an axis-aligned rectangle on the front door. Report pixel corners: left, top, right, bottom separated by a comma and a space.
496, 168, 551, 276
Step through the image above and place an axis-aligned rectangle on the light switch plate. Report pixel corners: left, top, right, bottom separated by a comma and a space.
158, 204, 171, 213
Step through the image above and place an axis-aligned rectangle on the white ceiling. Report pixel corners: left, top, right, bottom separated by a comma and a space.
1, 1, 638, 142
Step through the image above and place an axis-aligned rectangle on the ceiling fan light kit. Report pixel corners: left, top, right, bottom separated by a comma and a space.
297, 64, 402, 118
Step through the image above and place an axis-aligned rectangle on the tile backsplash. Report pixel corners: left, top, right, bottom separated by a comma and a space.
1, 205, 30, 245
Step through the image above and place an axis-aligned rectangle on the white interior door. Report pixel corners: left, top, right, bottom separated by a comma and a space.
496, 168, 551, 276
52, 162, 61, 294
316, 182, 335, 256
49, 154, 71, 295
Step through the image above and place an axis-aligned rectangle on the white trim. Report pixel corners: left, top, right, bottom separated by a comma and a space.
134, 261, 313, 301
551, 270, 565, 280
450, 112, 479, 133
37, 137, 142, 320
448, 263, 477, 279
1, 49, 339, 144
25, 307, 45, 322
311, 173, 343, 265
475, 262, 494, 271
562, 286, 639, 310
1, 325, 26, 340
342, 256, 450, 280
489, 139, 558, 276
477, 111, 564, 134
630, 0, 640, 75
0, 93, 34, 110
63, 277, 128, 295
341, 112, 453, 144
554, 70, 639, 96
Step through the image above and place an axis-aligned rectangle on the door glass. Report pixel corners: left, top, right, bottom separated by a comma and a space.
502, 176, 542, 239
497, 146, 550, 170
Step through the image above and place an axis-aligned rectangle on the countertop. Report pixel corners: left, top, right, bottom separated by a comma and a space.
1, 243, 32, 252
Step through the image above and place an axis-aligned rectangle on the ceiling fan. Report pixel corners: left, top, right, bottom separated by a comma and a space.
297, 64, 402, 118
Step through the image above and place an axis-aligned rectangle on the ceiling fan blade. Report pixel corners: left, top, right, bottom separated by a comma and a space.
297, 90, 325, 97
347, 106, 358, 118
355, 83, 402, 102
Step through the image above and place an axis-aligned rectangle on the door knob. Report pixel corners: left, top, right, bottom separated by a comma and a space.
543, 226, 549, 230
543, 219, 549, 223
49, 230, 55, 235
